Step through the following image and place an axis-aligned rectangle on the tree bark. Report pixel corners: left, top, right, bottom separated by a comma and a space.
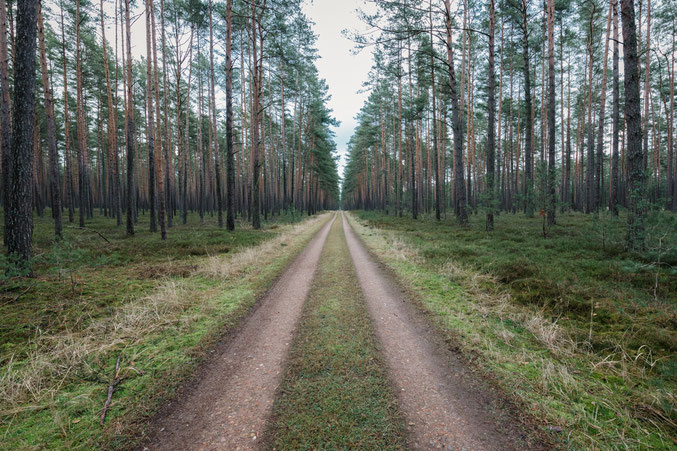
7, 0, 39, 270
226, 0, 235, 230
546, 0, 556, 226
595, 0, 613, 211
150, 0, 166, 239
75, 0, 87, 228
611, 0, 620, 214
0, 0, 11, 244
430, 2, 440, 221
125, 0, 135, 236
520, 0, 534, 217
209, 0, 223, 228
38, 1, 62, 238
621, 0, 645, 250
486, 0, 495, 231
445, 0, 467, 224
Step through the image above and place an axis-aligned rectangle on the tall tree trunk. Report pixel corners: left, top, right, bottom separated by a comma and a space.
520, 0, 534, 217
150, 0, 166, 240
100, 0, 120, 230
160, 0, 172, 229
183, 26, 193, 225
486, 0, 495, 231
642, 0, 651, 174
75, 0, 87, 228
38, 1, 62, 239
611, 0, 620, 214
124, 0, 135, 236
407, 38, 417, 219
0, 0, 11, 244
226, 0, 235, 230
209, 0, 223, 228
595, 0, 613, 212
621, 0, 644, 250
251, 0, 262, 229
146, 0, 157, 233
546, 0, 556, 226
445, 0, 467, 224
7, 0, 39, 270
59, 2, 74, 224
430, 2, 440, 221
585, 4, 596, 213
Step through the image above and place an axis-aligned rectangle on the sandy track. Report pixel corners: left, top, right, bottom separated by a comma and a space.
342, 212, 539, 451
143, 214, 335, 451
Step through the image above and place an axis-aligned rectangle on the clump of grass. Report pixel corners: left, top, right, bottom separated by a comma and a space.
267, 218, 406, 450
347, 211, 676, 449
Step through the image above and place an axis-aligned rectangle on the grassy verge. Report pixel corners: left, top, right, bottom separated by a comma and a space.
347, 210, 676, 450
0, 210, 328, 449
267, 216, 406, 450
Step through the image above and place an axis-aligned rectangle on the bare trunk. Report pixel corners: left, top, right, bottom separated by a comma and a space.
486, 0, 495, 231
38, 2, 62, 238
520, 0, 534, 217
546, 0, 556, 226
621, 0, 645, 249
445, 0, 467, 224
125, 0, 135, 236
0, 0, 11, 244
611, 1, 620, 214
7, 0, 39, 270
226, 0, 235, 230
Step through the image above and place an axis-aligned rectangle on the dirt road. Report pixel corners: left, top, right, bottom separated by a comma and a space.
342, 212, 539, 450
143, 214, 335, 450
142, 211, 541, 450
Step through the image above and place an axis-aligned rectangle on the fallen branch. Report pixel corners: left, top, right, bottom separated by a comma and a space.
65, 225, 111, 244
0, 283, 35, 307
100, 354, 122, 426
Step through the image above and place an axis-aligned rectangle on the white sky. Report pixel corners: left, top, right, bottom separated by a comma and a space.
301, 0, 374, 179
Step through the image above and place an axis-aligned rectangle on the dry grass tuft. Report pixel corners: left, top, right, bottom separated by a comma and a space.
200, 215, 326, 280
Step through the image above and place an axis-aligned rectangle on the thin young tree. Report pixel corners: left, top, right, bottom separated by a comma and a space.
124, 0, 135, 236
546, 0, 556, 225
75, 0, 88, 228
519, 0, 534, 217
610, 0, 620, 214
209, 0, 223, 228
225, 0, 235, 231
486, 0, 496, 231
38, 0, 62, 238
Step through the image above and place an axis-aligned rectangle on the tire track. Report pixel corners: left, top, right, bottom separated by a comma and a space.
144, 213, 336, 450
343, 212, 539, 451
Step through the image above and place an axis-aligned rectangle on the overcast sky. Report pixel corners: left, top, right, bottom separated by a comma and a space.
301, 0, 374, 179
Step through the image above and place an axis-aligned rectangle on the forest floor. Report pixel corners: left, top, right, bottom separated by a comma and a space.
1, 208, 675, 450
349, 209, 676, 449
0, 210, 329, 449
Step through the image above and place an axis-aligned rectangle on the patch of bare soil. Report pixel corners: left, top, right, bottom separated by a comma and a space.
141, 214, 335, 450
342, 212, 547, 451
